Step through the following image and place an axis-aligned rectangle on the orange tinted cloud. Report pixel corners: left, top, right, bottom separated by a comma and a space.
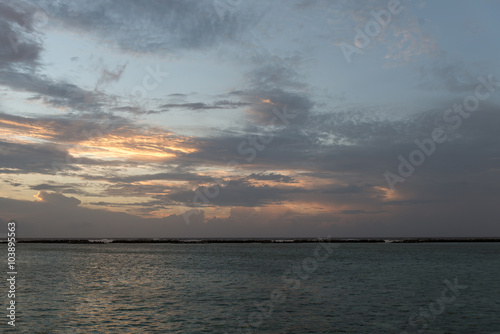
0, 118, 58, 142
69, 131, 197, 161
0, 115, 198, 161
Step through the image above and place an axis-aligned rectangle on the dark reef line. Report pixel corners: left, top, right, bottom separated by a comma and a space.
8, 238, 500, 244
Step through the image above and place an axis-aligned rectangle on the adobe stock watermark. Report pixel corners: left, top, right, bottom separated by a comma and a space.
181, 105, 297, 224
6, 221, 17, 327
384, 74, 500, 191
339, 0, 407, 64
226, 238, 339, 333
400, 277, 468, 334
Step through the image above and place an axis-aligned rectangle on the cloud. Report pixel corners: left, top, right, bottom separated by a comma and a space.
0, 71, 106, 112
159, 100, 250, 112
31, 183, 75, 191
0, 2, 126, 120
0, 111, 199, 168
111, 106, 160, 115
34, 190, 82, 207
167, 179, 293, 207
322, 184, 364, 194
234, 54, 314, 127
159, 102, 226, 111
1, 185, 500, 238
96, 62, 128, 88
0, 140, 72, 175
33, 0, 260, 54
337, 209, 383, 215
88, 171, 214, 184
0, 1, 43, 70
102, 184, 174, 198
246, 173, 295, 183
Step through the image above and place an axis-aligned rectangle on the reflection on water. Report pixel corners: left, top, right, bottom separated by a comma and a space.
2, 243, 500, 333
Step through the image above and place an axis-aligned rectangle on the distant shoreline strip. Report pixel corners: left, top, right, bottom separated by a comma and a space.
3, 238, 500, 244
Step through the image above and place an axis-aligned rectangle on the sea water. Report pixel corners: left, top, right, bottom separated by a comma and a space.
2, 242, 500, 333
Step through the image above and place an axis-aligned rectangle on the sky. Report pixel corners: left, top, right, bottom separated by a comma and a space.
1, 0, 500, 238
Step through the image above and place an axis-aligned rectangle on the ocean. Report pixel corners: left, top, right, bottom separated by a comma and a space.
2, 242, 500, 333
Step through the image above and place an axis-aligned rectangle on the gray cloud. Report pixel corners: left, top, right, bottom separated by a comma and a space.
35, 190, 82, 207
84, 171, 214, 184
246, 173, 295, 183
0, 111, 144, 144
0, 71, 107, 112
96, 62, 128, 88
159, 100, 250, 112
33, 0, 260, 54
31, 183, 74, 191
0, 140, 73, 175
337, 209, 383, 215
167, 180, 292, 207
111, 106, 160, 115
8, 192, 496, 238
322, 184, 364, 194
0, 1, 45, 70
237, 54, 313, 126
